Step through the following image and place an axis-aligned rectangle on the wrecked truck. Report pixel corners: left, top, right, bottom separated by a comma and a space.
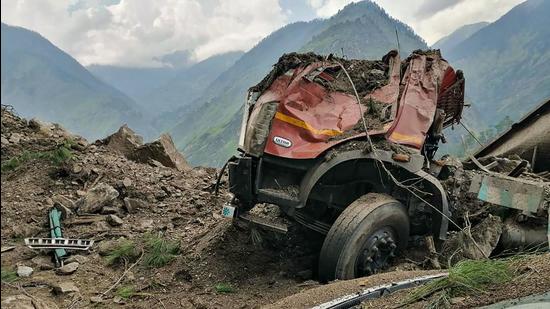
221, 50, 549, 282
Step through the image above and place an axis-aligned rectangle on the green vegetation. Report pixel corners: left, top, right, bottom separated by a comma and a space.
404, 259, 515, 308
1, 140, 73, 173
106, 240, 139, 265
215, 283, 235, 294
142, 234, 180, 268
1, 267, 18, 282
105, 234, 180, 268
116, 285, 136, 299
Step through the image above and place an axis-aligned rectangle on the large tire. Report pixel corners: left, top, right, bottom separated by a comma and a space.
318, 193, 409, 282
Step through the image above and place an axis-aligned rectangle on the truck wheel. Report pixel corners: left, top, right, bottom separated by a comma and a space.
318, 193, 409, 282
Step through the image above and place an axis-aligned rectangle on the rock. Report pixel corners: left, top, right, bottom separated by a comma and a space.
107, 214, 124, 226
29, 118, 56, 136
122, 177, 132, 188
1, 294, 54, 309
1, 135, 9, 145
102, 125, 143, 157
132, 134, 190, 171
123, 197, 148, 214
442, 215, 503, 264
16, 265, 34, 277
9, 133, 22, 143
93, 221, 111, 231
31, 256, 55, 270
53, 202, 73, 219
65, 255, 89, 264
76, 190, 86, 197
52, 194, 74, 206
90, 296, 104, 303
76, 183, 119, 213
52, 281, 79, 294
101, 206, 118, 214
55, 262, 79, 275
98, 240, 118, 256
140, 219, 154, 230
12, 224, 39, 238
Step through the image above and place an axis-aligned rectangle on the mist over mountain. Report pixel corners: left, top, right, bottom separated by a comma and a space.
1, 23, 151, 140
89, 51, 243, 118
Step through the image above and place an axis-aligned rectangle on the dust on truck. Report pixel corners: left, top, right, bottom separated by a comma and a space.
223, 49, 466, 282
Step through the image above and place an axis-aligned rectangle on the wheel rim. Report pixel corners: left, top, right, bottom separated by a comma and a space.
355, 226, 397, 276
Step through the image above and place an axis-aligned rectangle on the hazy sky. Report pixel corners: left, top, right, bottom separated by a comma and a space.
1, 0, 525, 67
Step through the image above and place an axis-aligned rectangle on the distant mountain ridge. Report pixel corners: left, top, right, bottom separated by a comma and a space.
1, 23, 151, 140
432, 22, 489, 53
89, 51, 243, 118
446, 0, 550, 122
169, 0, 428, 166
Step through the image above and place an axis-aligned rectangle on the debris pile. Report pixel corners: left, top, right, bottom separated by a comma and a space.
1, 107, 316, 308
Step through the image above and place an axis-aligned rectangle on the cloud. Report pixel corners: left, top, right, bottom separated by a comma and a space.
306, 0, 355, 18
1, 0, 287, 66
415, 0, 465, 18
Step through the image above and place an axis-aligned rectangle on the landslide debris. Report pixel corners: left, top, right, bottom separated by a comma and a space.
0, 107, 319, 308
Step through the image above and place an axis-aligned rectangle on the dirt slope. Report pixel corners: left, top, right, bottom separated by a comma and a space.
0, 107, 318, 308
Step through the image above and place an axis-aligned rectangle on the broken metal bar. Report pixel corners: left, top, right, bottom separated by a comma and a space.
313, 273, 449, 309
25, 238, 94, 250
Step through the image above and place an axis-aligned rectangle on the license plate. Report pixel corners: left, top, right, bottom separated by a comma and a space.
222, 204, 236, 218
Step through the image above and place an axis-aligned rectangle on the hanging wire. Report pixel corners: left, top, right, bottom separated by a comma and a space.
333, 61, 489, 258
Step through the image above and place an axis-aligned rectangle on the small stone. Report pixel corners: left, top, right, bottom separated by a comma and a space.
72, 165, 83, 174
123, 197, 148, 214
76, 190, 86, 197
107, 214, 123, 226
0, 136, 9, 145
93, 221, 111, 231
9, 133, 21, 143
113, 296, 124, 304
76, 183, 119, 213
52, 281, 79, 294
65, 255, 89, 264
56, 262, 79, 275
31, 256, 55, 270
53, 202, 73, 219
101, 206, 118, 214
140, 219, 154, 230
122, 177, 132, 188
90, 296, 104, 303
16, 265, 33, 277
1, 294, 34, 309
52, 195, 75, 209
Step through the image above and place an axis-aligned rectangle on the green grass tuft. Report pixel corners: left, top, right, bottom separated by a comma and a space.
215, 283, 235, 293
1, 141, 73, 173
142, 234, 180, 268
405, 259, 514, 307
116, 285, 136, 299
1, 267, 18, 282
105, 240, 139, 265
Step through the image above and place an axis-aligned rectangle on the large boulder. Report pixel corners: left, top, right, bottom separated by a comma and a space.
75, 183, 119, 213
132, 134, 190, 171
102, 125, 143, 157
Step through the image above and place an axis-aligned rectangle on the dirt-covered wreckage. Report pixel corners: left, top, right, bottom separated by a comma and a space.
222, 50, 550, 282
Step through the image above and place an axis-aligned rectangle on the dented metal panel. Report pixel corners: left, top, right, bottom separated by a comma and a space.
468, 173, 545, 214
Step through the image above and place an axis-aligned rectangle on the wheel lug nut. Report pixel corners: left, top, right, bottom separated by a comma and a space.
380, 238, 387, 245
371, 246, 378, 252
389, 243, 397, 249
